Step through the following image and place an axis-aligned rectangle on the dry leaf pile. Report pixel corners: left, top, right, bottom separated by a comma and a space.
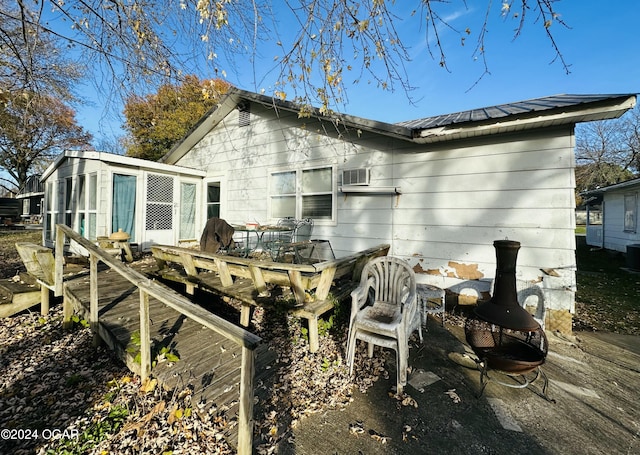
0, 295, 392, 454
238, 304, 394, 453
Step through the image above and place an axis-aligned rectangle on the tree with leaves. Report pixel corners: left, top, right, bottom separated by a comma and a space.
0, 91, 92, 194
1, 1, 570, 114
122, 76, 229, 161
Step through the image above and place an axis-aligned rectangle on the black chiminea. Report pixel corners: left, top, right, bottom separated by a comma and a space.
475, 240, 540, 331
465, 240, 550, 400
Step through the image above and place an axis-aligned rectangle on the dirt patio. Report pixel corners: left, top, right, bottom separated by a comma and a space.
282, 319, 640, 455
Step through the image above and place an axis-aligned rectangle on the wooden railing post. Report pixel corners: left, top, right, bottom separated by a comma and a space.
139, 289, 151, 382
55, 225, 65, 297
57, 226, 74, 329
237, 346, 256, 455
55, 226, 263, 451
89, 253, 100, 346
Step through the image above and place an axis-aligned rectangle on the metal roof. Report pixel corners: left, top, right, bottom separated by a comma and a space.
581, 177, 640, 195
163, 91, 637, 164
397, 94, 635, 130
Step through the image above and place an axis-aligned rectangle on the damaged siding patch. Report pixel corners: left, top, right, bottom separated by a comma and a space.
414, 261, 485, 281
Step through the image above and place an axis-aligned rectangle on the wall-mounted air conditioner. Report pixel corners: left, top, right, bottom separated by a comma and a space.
341, 168, 370, 186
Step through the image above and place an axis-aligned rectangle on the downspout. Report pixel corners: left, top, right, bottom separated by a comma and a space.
601, 199, 605, 249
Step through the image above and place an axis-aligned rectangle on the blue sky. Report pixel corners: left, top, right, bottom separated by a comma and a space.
76, 0, 639, 147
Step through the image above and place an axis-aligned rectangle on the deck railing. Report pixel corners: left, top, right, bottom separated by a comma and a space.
53, 224, 261, 454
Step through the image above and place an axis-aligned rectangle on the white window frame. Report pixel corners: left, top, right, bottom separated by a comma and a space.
108, 169, 139, 242
179, 181, 198, 241
45, 181, 55, 242
624, 192, 637, 233
75, 173, 98, 240
268, 164, 336, 224
64, 176, 74, 232
205, 179, 222, 219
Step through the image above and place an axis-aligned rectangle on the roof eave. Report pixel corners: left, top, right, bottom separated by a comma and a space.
582, 177, 640, 196
162, 88, 414, 165
231, 89, 414, 140
162, 92, 242, 165
41, 150, 207, 182
412, 95, 637, 144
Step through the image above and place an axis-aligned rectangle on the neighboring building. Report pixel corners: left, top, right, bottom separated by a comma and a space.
582, 177, 640, 253
42, 90, 637, 334
16, 175, 44, 224
40, 151, 205, 253
0, 197, 20, 225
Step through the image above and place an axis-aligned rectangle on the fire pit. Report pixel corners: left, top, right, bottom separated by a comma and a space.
465, 240, 551, 400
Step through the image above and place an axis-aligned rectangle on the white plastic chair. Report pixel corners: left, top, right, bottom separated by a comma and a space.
517, 280, 546, 331
346, 256, 422, 394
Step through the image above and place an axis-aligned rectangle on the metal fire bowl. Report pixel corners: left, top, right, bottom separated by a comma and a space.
472, 335, 545, 374
465, 317, 547, 374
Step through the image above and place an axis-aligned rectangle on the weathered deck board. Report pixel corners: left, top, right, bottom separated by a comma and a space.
63, 264, 275, 449
0, 275, 42, 318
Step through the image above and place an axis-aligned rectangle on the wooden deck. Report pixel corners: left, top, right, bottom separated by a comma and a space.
150, 243, 391, 352
19, 225, 389, 452
63, 262, 276, 449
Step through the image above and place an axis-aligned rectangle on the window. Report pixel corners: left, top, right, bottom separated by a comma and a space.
270, 171, 296, 218
180, 183, 196, 239
64, 177, 73, 229
113, 174, 137, 241
269, 166, 334, 220
45, 181, 54, 241
207, 182, 221, 218
88, 173, 97, 240
75, 173, 98, 240
624, 193, 637, 233
77, 175, 86, 236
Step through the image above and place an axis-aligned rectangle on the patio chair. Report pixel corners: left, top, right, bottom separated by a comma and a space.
290, 239, 335, 264
276, 217, 297, 242
346, 256, 422, 394
293, 218, 314, 242
267, 217, 297, 261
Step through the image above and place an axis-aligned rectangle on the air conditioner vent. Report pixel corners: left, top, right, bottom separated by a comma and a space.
342, 168, 370, 186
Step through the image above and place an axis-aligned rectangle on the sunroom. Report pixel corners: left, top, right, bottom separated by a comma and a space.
40, 151, 206, 253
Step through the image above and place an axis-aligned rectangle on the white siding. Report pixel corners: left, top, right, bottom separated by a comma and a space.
175, 106, 578, 312
602, 189, 640, 252
42, 154, 204, 251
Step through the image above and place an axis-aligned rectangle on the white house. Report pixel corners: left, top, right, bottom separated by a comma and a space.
43, 89, 637, 334
162, 89, 637, 334
583, 177, 640, 257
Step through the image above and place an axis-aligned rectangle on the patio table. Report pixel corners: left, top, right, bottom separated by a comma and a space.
232, 224, 294, 257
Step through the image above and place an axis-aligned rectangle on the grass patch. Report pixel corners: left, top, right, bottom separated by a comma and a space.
0, 229, 42, 278
574, 236, 640, 335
